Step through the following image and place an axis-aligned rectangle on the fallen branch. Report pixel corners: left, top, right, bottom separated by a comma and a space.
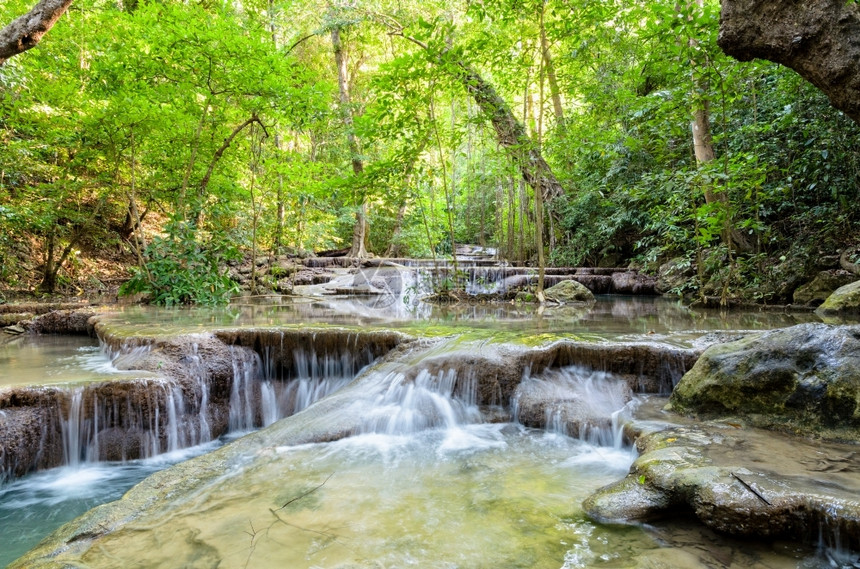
731, 472, 772, 506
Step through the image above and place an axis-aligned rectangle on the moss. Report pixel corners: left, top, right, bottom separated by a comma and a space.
818, 280, 860, 314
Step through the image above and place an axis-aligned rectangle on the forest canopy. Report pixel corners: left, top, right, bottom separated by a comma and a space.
1, 0, 858, 304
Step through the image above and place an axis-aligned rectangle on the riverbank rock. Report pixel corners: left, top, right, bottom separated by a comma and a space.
667, 323, 860, 439
817, 280, 860, 315
544, 279, 595, 303
793, 271, 857, 306
584, 422, 860, 549
656, 257, 694, 295
22, 309, 99, 336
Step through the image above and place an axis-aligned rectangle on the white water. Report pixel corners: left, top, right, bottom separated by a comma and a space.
513, 365, 639, 449
52, 342, 370, 468
357, 367, 483, 435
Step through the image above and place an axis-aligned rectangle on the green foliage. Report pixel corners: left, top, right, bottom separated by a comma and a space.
2, 0, 859, 302
119, 221, 240, 306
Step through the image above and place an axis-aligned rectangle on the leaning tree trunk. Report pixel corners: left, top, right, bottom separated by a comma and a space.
455, 62, 564, 228
0, 0, 74, 65
332, 26, 368, 259
384, 23, 564, 275
718, 0, 860, 125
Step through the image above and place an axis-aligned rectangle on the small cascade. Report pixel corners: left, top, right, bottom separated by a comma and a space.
816, 512, 860, 567
61, 389, 85, 468
358, 367, 482, 435
56, 374, 217, 467
228, 347, 263, 432
512, 365, 636, 448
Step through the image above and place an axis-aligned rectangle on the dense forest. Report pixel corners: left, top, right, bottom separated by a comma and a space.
1, 0, 858, 304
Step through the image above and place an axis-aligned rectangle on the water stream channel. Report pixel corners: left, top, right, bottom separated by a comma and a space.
1, 291, 857, 568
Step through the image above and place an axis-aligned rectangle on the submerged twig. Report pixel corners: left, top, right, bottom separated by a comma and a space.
277, 472, 335, 511
731, 472, 772, 506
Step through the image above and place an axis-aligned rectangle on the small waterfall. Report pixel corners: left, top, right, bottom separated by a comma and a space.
816, 511, 860, 567
61, 389, 85, 468
228, 347, 262, 432
513, 366, 636, 449
359, 367, 482, 435
260, 382, 279, 427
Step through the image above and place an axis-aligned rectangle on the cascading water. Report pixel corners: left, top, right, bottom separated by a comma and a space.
512, 365, 638, 449
358, 367, 482, 435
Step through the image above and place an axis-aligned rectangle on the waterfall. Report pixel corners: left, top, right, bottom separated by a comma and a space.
513, 366, 636, 449
228, 347, 262, 432
61, 389, 85, 468
358, 367, 482, 435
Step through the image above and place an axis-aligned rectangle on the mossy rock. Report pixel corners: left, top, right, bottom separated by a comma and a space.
817, 279, 860, 315
793, 271, 857, 306
667, 323, 860, 437
514, 291, 536, 303
544, 279, 595, 303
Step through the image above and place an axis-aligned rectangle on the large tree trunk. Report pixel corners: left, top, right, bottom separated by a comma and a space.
332, 26, 368, 259
0, 0, 73, 66
384, 24, 565, 247
718, 0, 860, 124
455, 63, 564, 223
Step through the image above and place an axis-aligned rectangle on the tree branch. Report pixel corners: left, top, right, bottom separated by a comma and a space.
198, 114, 265, 198
0, 0, 74, 66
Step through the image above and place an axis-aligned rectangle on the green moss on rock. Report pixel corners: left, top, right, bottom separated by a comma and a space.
667, 323, 860, 438
818, 280, 860, 315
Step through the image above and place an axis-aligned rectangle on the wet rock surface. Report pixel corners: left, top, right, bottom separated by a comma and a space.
818, 280, 860, 315
667, 323, 860, 439
584, 416, 860, 551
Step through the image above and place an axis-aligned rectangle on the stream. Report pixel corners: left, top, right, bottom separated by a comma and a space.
0, 294, 855, 568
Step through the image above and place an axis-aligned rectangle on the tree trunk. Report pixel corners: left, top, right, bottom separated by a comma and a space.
540, 9, 565, 129
332, 26, 367, 259
456, 63, 564, 229
386, 200, 408, 257
387, 26, 565, 253
689, 9, 752, 255
0, 0, 74, 66
39, 228, 80, 293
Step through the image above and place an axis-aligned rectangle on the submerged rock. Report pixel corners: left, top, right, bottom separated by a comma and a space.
513, 366, 633, 439
667, 323, 860, 439
817, 280, 860, 315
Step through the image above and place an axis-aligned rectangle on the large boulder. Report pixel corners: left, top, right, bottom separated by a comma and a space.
667, 323, 860, 438
584, 423, 860, 549
793, 271, 857, 306
544, 279, 595, 303
817, 280, 860, 315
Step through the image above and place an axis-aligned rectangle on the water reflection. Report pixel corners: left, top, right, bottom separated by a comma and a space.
98, 295, 828, 344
